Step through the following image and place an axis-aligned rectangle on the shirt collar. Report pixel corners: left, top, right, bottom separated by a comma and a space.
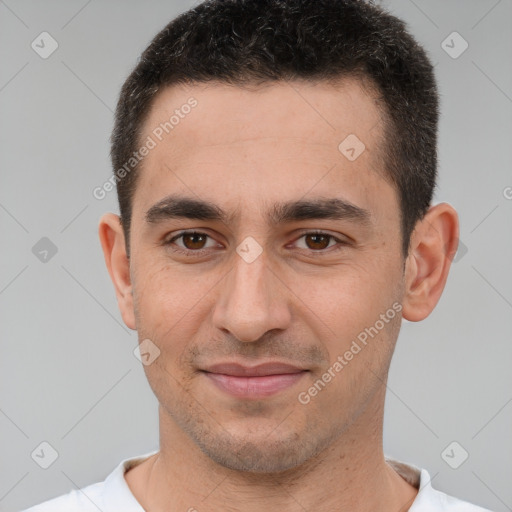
103, 449, 158, 512
104, 451, 439, 511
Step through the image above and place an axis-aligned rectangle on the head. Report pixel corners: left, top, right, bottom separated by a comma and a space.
100, 0, 458, 474
111, 0, 440, 259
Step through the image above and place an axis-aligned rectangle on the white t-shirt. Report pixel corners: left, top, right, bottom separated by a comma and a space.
22, 450, 493, 511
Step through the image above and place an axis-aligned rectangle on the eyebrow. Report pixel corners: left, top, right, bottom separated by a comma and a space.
145, 194, 372, 228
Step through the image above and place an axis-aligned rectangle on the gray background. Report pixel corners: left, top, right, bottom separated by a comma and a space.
1, 1, 511, 511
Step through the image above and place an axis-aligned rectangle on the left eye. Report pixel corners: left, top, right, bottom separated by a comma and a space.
293, 233, 341, 251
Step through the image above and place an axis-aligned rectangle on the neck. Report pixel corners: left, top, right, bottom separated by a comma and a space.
126, 389, 417, 512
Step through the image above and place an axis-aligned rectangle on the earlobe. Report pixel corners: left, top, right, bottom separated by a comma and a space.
402, 203, 459, 322
98, 213, 136, 330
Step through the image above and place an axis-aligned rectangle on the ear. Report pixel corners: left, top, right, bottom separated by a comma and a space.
98, 213, 136, 330
402, 203, 460, 322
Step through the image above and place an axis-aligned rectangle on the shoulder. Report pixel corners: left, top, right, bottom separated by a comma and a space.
414, 467, 494, 511
21, 481, 105, 512
21, 450, 158, 512
414, 468, 494, 512
386, 457, 495, 512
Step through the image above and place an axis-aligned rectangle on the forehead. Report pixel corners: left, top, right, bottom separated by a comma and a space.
145, 78, 384, 152
132, 78, 396, 229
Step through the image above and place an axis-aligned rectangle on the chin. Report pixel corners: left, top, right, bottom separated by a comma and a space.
191, 423, 333, 474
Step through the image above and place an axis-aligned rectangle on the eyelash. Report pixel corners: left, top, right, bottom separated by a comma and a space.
164, 230, 348, 257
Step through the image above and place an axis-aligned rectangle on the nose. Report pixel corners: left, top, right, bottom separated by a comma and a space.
212, 245, 292, 343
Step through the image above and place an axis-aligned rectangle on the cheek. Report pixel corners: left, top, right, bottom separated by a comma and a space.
287, 259, 403, 401
289, 259, 397, 338
133, 264, 212, 391
132, 259, 217, 343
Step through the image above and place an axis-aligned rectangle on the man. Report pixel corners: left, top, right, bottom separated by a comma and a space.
24, 0, 493, 510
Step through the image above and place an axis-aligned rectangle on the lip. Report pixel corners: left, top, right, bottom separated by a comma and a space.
200, 362, 308, 399
202, 362, 307, 376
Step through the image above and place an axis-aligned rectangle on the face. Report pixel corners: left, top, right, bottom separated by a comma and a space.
123, 79, 407, 472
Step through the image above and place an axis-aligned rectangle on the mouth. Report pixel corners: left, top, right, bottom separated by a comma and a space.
200, 362, 309, 399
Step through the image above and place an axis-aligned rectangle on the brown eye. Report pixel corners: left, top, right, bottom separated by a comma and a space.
291, 231, 347, 254
165, 231, 218, 254
304, 233, 332, 250
181, 232, 208, 250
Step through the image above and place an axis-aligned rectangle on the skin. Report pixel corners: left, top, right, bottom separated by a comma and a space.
99, 78, 459, 512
